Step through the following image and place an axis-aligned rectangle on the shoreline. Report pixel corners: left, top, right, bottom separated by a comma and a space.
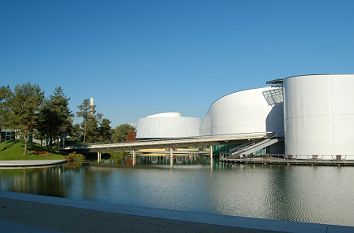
0, 160, 67, 168
220, 157, 354, 166
0, 191, 353, 233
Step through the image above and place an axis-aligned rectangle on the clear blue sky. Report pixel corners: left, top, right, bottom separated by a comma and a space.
1, 0, 354, 127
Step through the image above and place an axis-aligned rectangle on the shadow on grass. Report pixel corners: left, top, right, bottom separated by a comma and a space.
28, 143, 65, 155
0, 140, 18, 152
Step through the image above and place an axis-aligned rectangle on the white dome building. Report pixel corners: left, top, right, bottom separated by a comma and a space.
200, 87, 284, 136
136, 112, 200, 139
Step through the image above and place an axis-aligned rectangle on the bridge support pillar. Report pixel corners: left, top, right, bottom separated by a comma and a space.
210, 145, 214, 169
170, 148, 173, 169
97, 151, 102, 163
132, 149, 136, 166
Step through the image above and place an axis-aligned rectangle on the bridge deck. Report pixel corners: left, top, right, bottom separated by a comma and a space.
64, 132, 271, 151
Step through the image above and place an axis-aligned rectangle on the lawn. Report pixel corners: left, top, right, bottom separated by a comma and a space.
0, 140, 65, 160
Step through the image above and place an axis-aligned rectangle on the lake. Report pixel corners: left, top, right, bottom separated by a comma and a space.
0, 158, 353, 227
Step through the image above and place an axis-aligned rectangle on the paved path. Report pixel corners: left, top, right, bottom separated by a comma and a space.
0, 197, 272, 233
0, 160, 66, 167
0, 191, 353, 233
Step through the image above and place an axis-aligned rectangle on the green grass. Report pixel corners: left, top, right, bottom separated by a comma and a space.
0, 140, 65, 160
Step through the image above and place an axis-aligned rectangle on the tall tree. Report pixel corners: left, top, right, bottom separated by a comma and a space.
76, 99, 91, 143
37, 87, 73, 148
112, 124, 136, 142
85, 114, 99, 143
76, 99, 102, 143
0, 86, 13, 142
98, 118, 112, 143
8, 83, 44, 155
71, 123, 83, 142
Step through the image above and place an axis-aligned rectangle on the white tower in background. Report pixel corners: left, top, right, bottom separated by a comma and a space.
89, 97, 95, 112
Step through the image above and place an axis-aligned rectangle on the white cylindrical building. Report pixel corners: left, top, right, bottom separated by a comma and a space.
284, 74, 354, 160
136, 112, 200, 139
200, 87, 284, 136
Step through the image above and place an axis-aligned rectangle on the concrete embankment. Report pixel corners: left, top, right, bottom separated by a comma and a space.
0, 160, 66, 168
220, 157, 354, 166
0, 191, 353, 233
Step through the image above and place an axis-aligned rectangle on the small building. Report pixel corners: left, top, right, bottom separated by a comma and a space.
136, 112, 200, 139
0, 129, 15, 142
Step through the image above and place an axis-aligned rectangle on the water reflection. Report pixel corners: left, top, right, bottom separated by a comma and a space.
0, 166, 65, 197
0, 159, 353, 227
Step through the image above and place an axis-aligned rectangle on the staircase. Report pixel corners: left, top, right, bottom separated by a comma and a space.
229, 138, 280, 159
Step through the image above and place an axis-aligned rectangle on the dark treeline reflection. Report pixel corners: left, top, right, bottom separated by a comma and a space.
0, 166, 65, 197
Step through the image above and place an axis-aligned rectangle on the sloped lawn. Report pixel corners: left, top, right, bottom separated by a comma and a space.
0, 141, 65, 160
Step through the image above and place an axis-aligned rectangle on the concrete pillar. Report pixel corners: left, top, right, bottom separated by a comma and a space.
210, 145, 214, 169
132, 149, 136, 166
97, 151, 101, 163
170, 148, 173, 168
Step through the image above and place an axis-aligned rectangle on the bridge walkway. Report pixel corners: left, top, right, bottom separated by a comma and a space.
64, 132, 273, 152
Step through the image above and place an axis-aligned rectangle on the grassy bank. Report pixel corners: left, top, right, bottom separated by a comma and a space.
0, 140, 65, 160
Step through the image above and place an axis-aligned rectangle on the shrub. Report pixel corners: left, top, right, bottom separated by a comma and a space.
66, 152, 85, 162
110, 151, 126, 160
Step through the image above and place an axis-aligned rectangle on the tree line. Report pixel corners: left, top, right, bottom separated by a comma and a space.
0, 83, 136, 155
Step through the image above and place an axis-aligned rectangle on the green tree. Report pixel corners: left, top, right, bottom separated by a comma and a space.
98, 118, 112, 143
71, 123, 83, 142
85, 114, 99, 143
112, 124, 136, 142
8, 83, 44, 155
0, 86, 13, 142
76, 99, 91, 143
76, 99, 102, 143
37, 87, 73, 148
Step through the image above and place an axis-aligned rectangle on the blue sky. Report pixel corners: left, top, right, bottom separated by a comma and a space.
1, 0, 354, 127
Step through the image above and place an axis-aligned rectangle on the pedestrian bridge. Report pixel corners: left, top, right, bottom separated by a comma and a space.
64, 132, 279, 168
64, 132, 274, 152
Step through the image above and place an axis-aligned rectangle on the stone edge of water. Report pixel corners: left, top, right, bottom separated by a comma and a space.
0, 160, 66, 168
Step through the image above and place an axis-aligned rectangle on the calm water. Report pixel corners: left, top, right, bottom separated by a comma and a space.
0, 159, 353, 226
